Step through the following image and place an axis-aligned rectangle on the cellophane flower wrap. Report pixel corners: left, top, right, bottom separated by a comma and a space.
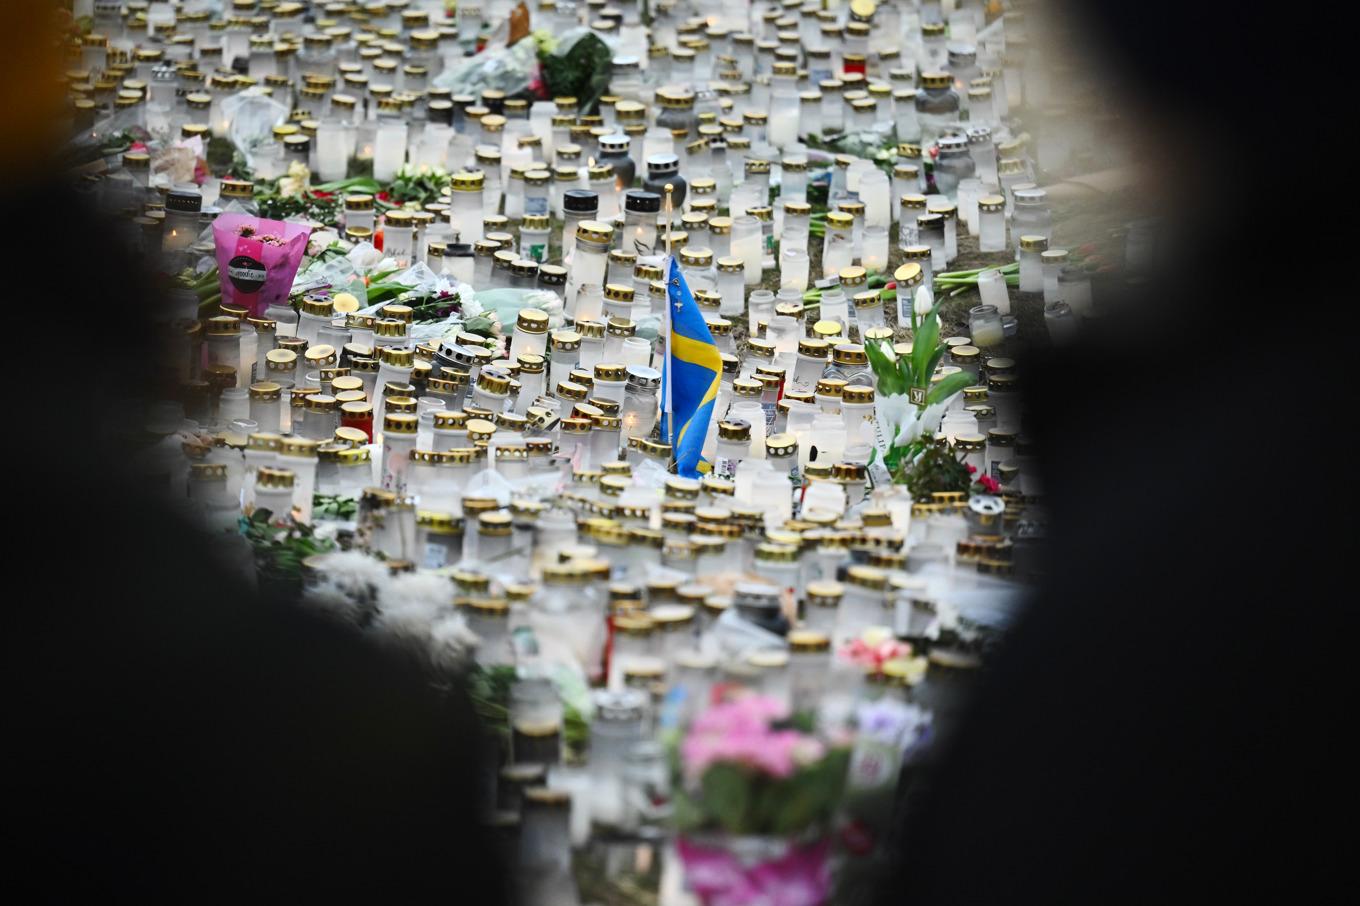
671, 691, 849, 906
213, 213, 311, 317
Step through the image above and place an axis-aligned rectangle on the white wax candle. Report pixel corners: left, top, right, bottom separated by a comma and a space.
373, 122, 408, 181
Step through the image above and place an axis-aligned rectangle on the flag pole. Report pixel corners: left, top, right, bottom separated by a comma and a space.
663, 183, 675, 473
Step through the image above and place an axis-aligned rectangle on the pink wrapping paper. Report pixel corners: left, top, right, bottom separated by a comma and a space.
676, 836, 831, 906
212, 213, 311, 318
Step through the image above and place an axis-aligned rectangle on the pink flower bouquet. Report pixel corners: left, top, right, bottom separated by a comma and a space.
212, 213, 311, 317
838, 630, 914, 677
672, 693, 849, 905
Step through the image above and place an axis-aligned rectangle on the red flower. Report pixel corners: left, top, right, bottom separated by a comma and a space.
966, 463, 977, 474
978, 475, 1001, 494
528, 70, 549, 100
841, 820, 876, 856
376, 191, 391, 202
311, 190, 333, 199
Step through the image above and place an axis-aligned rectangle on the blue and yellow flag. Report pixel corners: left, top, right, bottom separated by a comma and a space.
663, 257, 722, 478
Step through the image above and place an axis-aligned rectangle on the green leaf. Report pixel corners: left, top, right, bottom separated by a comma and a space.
926, 371, 976, 406
910, 303, 941, 387
921, 344, 948, 389
896, 354, 915, 390
671, 789, 706, 832
768, 749, 851, 834
864, 340, 905, 395
701, 762, 751, 834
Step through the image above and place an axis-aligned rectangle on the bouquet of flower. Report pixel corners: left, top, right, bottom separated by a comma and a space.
864, 294, 975, 480
672, 692, 849, 906
212, 213, 311, 317
256, 174, 388, 226
969, 464, 1001, 496
837, 627, 920, 679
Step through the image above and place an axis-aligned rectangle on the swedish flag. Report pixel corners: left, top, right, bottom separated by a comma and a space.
662, 257, 722, 478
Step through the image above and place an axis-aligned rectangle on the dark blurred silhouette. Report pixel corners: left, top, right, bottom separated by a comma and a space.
876, 3, 1341, 903
3, 5, 508, 901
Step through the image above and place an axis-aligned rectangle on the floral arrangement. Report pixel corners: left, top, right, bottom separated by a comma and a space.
671, 692, 850, 905
896, 444, 1004, 501
256, 169, 389, 224
969, 464, 1002, 496
837, 627, 922, 679
672, 693, 849, 837
240, 506, 337, 597
253, 162, 455, 227
865, 297, 975, 479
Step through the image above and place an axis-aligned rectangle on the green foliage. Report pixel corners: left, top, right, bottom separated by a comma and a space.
467, 664, 591, 758
538, 31, 614, 113
257, 191, 342, 224
405, 294, 465, 322
460, 313, 500, 337
239, 509, 337, 595
468, 664, 517, 746
312, 176, 384, 195
673, 749, 851, 837
386, 166, 452, 206
927, 371, 975, 406
902, 443, 972, 500
312, 494, 358, 520
256, 177, 383, 226
701, 762, 752, 833
864, 299, 977, 477
97, 128, 145, 157
206, 136, 237, 176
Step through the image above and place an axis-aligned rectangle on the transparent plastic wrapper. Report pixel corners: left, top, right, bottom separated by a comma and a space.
212, 213, 312, 318
476, 288, 566, 332
222, 90, 289, 170
354, 260, 479, 340
152, 137, 201, 187
433, 33, 542, 98
290, 252, 367, 301
702, 609, 786, 664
